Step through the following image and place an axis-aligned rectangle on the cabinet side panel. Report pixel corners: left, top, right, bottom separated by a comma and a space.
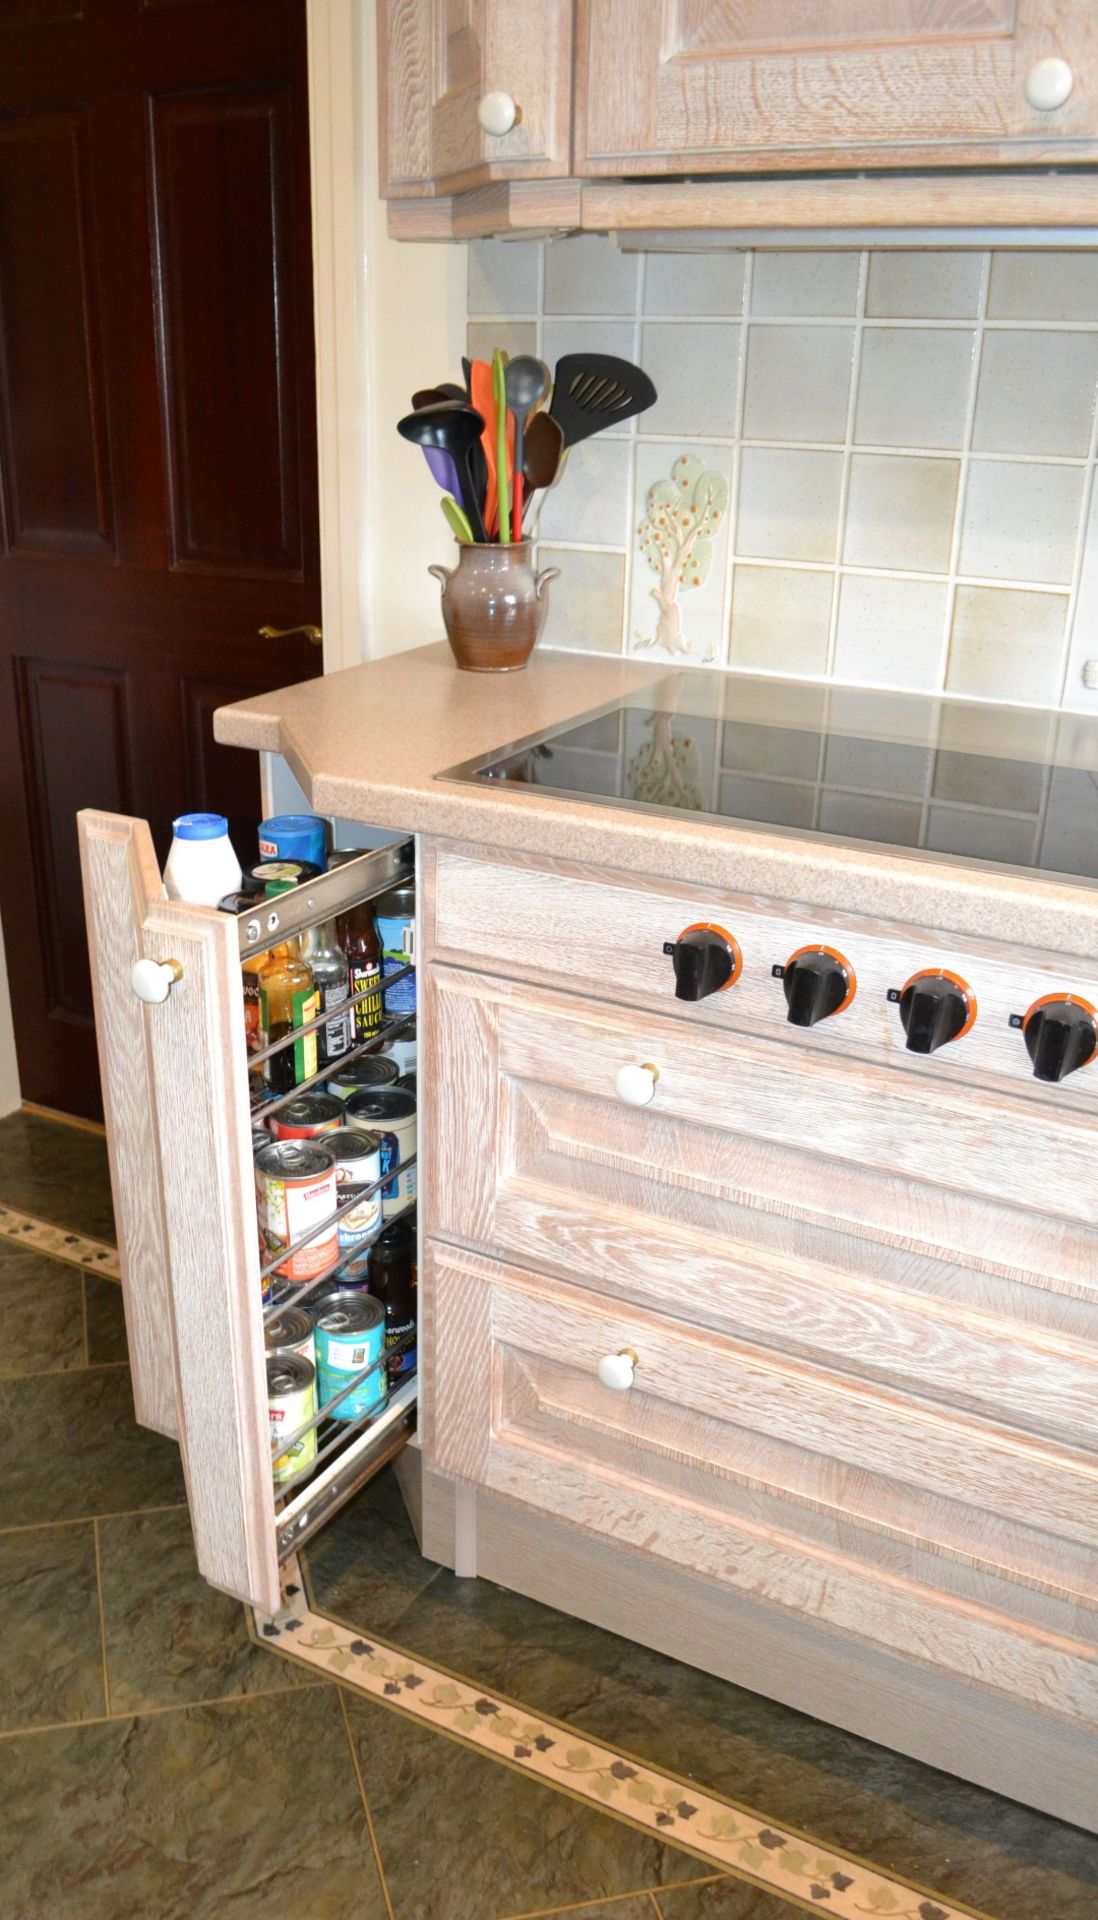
77, 810, 177, 1438
144, 901, 279, 1613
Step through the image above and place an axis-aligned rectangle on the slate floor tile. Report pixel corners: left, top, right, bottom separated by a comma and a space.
0, 1111, 114, 1240
304, 1458, 444, 1633
0, 1366, 185, 1524
654, 1883, 805, 1917
83, 1273, 128, 1363
98, 1507, 312, 1712
0, 1686, 384, 1920
0, 1523, 105, 1731
0, 1246, 85, 1375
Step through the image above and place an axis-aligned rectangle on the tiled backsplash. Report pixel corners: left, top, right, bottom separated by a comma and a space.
468, 237, 1098, 711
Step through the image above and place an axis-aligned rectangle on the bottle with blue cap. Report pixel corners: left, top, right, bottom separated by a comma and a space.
164, 812, 242, 907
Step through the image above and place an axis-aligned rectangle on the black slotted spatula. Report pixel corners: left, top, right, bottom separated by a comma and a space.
548, 354, 657, 449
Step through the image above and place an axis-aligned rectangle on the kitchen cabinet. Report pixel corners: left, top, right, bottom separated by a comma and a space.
379, 0, 573, 197
379, 0, 1098, 235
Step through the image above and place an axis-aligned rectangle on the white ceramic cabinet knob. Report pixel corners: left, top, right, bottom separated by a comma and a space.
477, 90, 518, 136
596, 1348, 638, 1391
613, 1061, 659, 1107
1024, 57, 1074, 111
130, 957, 183, 1004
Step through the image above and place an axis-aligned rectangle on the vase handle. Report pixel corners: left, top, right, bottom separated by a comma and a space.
535, 565, 561, 602
428, 563, 453, 595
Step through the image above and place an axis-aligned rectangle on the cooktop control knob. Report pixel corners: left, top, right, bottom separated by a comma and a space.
782, 946, 855, 1028
667, 923, 742, 1002
1023, 996, 1098, 1082
898, 970, 975, 1055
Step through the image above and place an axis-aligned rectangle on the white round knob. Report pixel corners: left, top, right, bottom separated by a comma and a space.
477, 90, 518, 137
596, 1349, 637, 1392
1024, 57, 1074, 111
130, 957, 183, 1004
613, 1061, 659, 1107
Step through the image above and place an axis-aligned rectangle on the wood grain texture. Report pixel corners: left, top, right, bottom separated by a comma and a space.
142, 898, 280, 1614
77, 810, 177, 1438
575, 0, 1098, 173
428, 1242, 1098, 1726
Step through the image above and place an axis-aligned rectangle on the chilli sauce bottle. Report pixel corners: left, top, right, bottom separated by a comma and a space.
301, 920, 352, 1068
339, 901, 383, 1041
367, 1215, 416, 1385
258, 939, 319, 1093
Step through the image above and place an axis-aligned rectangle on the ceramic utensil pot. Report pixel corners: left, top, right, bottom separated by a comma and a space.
428, 541, 559, 672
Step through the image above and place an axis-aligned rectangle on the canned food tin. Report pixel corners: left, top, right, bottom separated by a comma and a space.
255, 1140, 337, 1282
267, 1352, 317, 1485
263, 1306, 316, 1369
258, 814, 328, 868
327, 1126, 383, 1247
245, 859, 322, 897
380, 1021, 416, 1076
395, 1071, 416, 1100
345, 1088, 416, 1220
374, 883, 416, 1015
314, 1295, 385, 1423
270, 1092, 343, 1141
326, 1055, 398, 1101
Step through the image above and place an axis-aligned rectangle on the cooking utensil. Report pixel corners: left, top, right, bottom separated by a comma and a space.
492, 348, 511, 545
469, 360, 498, 538
549, 354, 657, 449
411, 385, 467, 409
440, 495, 473, 543
396, 402, 489, 544
523, 409, 564, 492
504, 354, 549, 538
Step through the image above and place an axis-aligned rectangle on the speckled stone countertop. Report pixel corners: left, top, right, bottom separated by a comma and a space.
215, 642, 1098, 961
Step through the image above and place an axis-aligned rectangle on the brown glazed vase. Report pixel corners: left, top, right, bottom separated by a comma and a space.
428, 541, 560, 672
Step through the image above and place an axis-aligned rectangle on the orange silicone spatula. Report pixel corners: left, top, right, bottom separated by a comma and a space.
469, 360, 497, 539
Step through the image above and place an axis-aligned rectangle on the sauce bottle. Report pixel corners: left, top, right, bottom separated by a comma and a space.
301, 920, 352, 1068
367, 1215, 416, 1385
339, 900, 383, 1041
258, 939, 319, 1092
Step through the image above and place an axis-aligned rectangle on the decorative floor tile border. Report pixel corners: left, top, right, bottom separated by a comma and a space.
0, 1203, 121, 1280
253, 1557, 993, 1920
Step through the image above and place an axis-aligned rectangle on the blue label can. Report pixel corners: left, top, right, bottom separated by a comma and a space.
313, 1295, 385, 1422
374, 883, 416, 1014
258, 814, 327, 868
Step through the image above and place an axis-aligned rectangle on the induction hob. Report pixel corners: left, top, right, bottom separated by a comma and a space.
441, 671, 1098, 887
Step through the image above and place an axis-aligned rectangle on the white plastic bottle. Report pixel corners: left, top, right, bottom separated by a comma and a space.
163, 812, 242, 907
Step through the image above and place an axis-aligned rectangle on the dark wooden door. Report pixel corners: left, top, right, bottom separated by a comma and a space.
0, 0, 322, 1118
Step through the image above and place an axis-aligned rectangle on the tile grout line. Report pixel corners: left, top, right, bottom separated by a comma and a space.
92, 1517, 111, 1717
338, 1686, 396, 1920
0, 1502, 190, 1539
0, 1677, 327, 1744
0, 1360, 131, 1382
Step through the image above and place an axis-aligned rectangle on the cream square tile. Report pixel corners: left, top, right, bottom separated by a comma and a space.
718, 772, 815, 828
823, 734, 931, 797
751, 251, 860, 316
737, 447, 843, 562
630, 442, 732, 662
843, 453, 960, 573
959, 459, 1085, 585
720, 717, 822, 780
540, 319, 636, 390
640, 322, 741, 436
728, 564, 833, 676
538, 548, 626, 654
925, 805, 1039, 868
743, 323, 854, 442
972, 330, 1098, 457
466, 321, 538, 364
865, 251, 984, 320
855, 326, 975, 449
467, 240, 539, 317
945, 585, 1069, 703
832, 575, 949, 691
818, 790, 922, 846
931, 747, 1043, 812
643, 251, 745, 316
535, 436, 632, 548
987, 251, 1098, 322
543, 234, 638, 315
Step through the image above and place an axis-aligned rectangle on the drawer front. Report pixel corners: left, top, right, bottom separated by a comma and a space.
427, 1241, 1098, 1725
427, 842, 1098, 1109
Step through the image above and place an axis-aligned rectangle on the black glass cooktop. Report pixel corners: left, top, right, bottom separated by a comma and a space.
442, 671, 1098, 887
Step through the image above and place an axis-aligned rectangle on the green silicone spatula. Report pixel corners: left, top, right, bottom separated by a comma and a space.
440, 495, 473, 543
492, 348, 511, 545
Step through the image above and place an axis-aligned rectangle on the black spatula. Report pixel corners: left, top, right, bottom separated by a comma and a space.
549, 354, 657, 449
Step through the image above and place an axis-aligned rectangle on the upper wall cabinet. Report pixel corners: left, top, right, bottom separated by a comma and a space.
380, 0, 573, 196
574, 0, 1098, 174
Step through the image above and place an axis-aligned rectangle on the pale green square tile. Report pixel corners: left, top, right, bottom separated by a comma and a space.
945, 586, 1069, 703
743, 323, 853, 442
972, 331, 1098, 457
987, 251, 1098, 322
832, 575, 948, 692
539, 547, 626, 654
544, 233, 638, 314
866, 251, 984, 319
644, 250, 745, 316
468, 239, 540, 316
959, 459, 1084, 586
843, 453, 959, 574
855, 326, 975, 449
751, 250, 860, 316
737, 448, 843, 563
728, 564, 833, 677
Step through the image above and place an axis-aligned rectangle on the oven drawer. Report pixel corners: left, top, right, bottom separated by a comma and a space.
425, 841, 1098, 1104
426, 1240, 1098, 1724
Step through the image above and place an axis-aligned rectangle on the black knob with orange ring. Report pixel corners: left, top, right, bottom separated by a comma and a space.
1023, 994, 1098, 1082
667, 922, 742, 1002
898, 969, 976, 1055
782, 946, 855, 1028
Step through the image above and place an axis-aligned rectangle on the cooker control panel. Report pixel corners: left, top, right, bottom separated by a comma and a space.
1021, 994, 1098, 1082
895, 969, 976, 1056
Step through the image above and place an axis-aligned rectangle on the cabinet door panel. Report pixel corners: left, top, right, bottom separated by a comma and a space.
576, 0, 1098, 174
380, 0, 572, 195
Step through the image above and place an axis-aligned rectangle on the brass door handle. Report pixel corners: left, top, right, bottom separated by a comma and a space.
258, 623, 323, 647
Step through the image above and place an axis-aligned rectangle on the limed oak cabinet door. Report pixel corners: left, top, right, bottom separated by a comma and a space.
379, 0, 573, 195
575, 0, 1098, 176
